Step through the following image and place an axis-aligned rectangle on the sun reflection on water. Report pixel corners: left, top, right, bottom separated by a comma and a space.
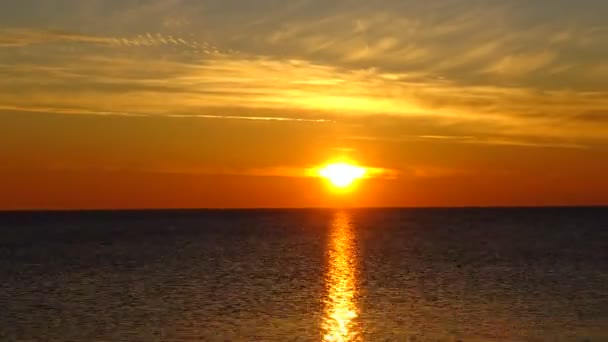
322, 211, 360, 342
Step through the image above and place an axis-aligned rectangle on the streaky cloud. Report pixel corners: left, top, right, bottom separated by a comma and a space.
0, 104, 334, 123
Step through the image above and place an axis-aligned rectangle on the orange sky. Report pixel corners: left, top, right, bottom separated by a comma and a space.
1, 1, 608, 209
2, 111, 607, 209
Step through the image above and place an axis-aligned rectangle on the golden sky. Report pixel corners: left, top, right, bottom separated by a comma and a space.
1, 0, 607, 209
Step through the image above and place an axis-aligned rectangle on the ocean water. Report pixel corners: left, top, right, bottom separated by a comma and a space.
0, 208, 607, 341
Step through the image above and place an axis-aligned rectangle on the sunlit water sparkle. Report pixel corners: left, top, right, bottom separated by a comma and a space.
322, 211, 360, 341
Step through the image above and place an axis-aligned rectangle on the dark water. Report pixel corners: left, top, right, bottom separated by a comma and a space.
0, 208, 607, 341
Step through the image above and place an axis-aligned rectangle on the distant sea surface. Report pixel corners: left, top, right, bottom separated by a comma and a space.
1, 208, 607, 341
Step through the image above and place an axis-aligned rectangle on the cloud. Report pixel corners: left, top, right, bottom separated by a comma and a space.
347, 134, 588, 150
0, 104, 334, 123
483, 51, 557, 76
0, 27, 222, 54
0, 1, 607, 148
36, 162, 397, 180
0, 28, 117, 47
1, 49, 607, 145
408, 166, 469, 179
572, 110, 608, 123
416, 135, 587, 150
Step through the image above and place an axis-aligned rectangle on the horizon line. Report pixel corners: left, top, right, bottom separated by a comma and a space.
1, 205, 606, 213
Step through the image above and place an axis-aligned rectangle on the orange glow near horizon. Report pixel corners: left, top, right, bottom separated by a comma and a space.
318, 163, 367, 189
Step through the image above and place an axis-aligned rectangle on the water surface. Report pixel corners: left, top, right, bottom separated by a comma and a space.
1, 208, 606, 341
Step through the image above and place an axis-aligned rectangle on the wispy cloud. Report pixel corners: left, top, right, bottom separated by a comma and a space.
1, 0, 607, 148
483, 51, 557, 76
1, 50, 607, 145
347, 134, 588, 150
0, 104, 334, 123
0, 28, 116, 47
415, 135, 587, 150
0, 27, 223, 54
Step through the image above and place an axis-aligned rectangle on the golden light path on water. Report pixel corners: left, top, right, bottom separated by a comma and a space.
322, 211, 361, 341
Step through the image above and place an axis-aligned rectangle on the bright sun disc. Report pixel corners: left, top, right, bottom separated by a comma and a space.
319, 163, 367, 188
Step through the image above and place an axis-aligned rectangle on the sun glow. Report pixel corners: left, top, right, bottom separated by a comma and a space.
319, 163, 367, 188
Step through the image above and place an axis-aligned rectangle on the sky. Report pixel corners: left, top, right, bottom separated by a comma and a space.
1, 0, 607, 209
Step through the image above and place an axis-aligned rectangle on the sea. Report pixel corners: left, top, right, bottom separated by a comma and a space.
0, 208, 606, 341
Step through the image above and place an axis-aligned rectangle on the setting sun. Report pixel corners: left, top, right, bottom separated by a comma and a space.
319, 163, 367, 189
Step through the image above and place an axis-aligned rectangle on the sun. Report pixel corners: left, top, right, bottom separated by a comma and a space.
319, 163, 367, 189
